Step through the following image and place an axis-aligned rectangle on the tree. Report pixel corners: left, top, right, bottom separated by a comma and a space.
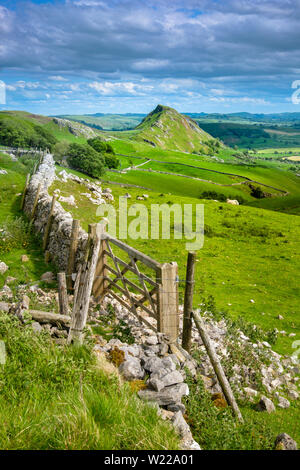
53, 141, 70, 163
104, 154, 120, 169
87, 137, 115, 155
67, 143, 105, 178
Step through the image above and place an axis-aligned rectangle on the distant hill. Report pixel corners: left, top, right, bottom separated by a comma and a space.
132, 104, 217, 153
0, 110, 100, 148
187, 112, 300, 124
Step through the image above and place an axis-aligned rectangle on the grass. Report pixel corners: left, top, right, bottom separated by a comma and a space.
0, 153, 55, 288
0, 312, 179, 450
50, 167, 300, 357
107, 138, 300, 214
184, 373, 300, 450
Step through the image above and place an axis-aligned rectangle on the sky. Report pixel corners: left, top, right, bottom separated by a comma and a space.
1, 0, 300, 115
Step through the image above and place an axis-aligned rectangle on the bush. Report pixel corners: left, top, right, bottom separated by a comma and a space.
249, 185, 265, 199
67, 143, 105, 178
87, 137, 115, 155
104, 154, 120, 169
53, 140, 70, 163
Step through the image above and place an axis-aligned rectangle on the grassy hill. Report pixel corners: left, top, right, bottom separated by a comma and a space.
0, 111, 99, 148
132, 104, 217, 153
49, 164, 300, 357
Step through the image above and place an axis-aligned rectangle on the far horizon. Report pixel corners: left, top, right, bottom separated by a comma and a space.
1, 1, 300, 116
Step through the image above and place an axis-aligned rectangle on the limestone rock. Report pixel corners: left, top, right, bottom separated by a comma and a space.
138, 383, 189, 406
277, 395, 290, 409
256, 396, 275, 413
119, 357, 144, 381
275, 433, 298, 450
32, 322, 43, 333
0, 262, 8, 274
149, 370, 184, 392
172, 411, 192, 439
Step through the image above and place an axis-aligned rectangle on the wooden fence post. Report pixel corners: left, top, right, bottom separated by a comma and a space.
20, 174, 30, 211
43, 194, 56, 250
68, 223, 102, 344
57, 272, 69, 316
182, 252, 196, 353
92, 222, 107, 299
157, 262, 179, 342
67, 219, 80, 291
192, 311, 244, 423
31, 183, 42, 220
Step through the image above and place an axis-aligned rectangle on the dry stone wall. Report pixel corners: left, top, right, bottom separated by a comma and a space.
23, 154, 88, 271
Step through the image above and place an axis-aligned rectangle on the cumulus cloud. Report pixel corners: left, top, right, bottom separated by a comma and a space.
1, 0, 299, 112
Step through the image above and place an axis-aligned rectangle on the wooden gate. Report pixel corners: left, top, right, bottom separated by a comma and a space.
92, 229, 179, 342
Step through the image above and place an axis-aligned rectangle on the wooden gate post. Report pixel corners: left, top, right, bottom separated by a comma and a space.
192, 311, 244, 423
67, 219, 80, 290
182, 252, 196, 353
92, 221, 108, 299
157, 262, 179, 342
68, 223, 102, 344
57, 272, 69, 316
43, 194, 57, 250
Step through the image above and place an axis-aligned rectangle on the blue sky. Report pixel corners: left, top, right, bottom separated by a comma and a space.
1, 0, 300, 115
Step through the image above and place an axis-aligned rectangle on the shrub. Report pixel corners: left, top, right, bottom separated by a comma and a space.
53, 140, 70, 163
104, 154, 120, 169
67, 143, 105, 178
87, 137, 115, 155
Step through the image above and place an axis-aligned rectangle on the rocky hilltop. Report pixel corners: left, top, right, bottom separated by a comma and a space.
134, 104, 218, 153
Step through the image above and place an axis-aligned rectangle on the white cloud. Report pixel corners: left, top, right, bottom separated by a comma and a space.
89, 81, 153, 96
49, 76, 68, 82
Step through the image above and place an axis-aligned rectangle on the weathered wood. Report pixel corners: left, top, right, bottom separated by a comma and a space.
29, 309, 71, 327
108, 291, 156, 332
31, 183, 42, 220
106, 239, 139, 316
1, 301, 70, 327
104, 264, 158, 301
57, 272, 69, 316
42, 194, 57, 250
182, 252, 196, 353
68, 223, 102, 344
157, 262, 179, 342
192, 311, 244, 423
67, 219, 80, 290
44, 250, 51, 264
92, 222, 107, 297
103, 276, 157, 319
20, 174, 30, 210
103, 251, 158, 287
104, 234, 161, 272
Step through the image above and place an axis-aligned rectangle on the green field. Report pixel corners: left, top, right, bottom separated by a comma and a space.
50, 165, 300, 357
